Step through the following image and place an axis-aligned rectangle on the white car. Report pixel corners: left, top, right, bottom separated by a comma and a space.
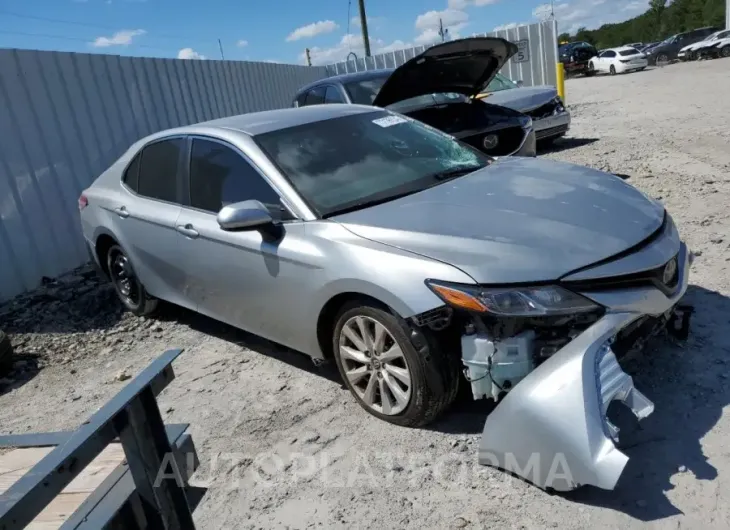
587, 46, 648, 75
678, 29, 730, 60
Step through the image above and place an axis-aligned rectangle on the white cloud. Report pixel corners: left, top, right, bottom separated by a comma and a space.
302, 33, 412, 65
493, 22, 521, 31
237, 39, 248, 47
535, 0, 649, 31
448, 0, 499, 7
91, 29, 145, 47
415, 8, 469, 32
286, 20, 338, 42
177, 48, 206, 60
350, 16, 384, 29
414, 28, 442, 46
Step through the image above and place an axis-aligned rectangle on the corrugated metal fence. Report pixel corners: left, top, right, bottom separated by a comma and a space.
325, 20, 559, 88
0, 23, 559, 302
0, 49, 328, 301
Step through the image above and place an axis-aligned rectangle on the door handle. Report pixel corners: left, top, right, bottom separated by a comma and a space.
113, 206, 130, 218
175, 224, 199, 239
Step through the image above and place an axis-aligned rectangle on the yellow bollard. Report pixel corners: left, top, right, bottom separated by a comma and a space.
556, 62, 566, 105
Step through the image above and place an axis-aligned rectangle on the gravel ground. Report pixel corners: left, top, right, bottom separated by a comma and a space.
2, 58, 730, 529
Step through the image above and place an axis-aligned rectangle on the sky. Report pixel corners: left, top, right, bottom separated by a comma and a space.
0, 0, 650, 65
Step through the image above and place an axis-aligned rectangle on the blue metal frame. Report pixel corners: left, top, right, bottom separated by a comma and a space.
0, 348, 200, 530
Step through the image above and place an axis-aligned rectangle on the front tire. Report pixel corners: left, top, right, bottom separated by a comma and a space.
107, 244, 158, 316
332, 303, 458, 427
656, 53, 669, 66
585, 62, 596, 76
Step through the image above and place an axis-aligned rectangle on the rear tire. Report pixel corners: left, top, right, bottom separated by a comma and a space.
609, 65, 616, 75
332, 302, 459, 427
106, 244, 158, 316
0, 330, 13, 377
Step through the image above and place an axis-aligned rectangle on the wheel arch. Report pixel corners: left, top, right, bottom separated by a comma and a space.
313, 279, 445, 360
93, 228, 120, 278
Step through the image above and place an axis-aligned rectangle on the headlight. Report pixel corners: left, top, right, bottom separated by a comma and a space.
425, 280, 600, 316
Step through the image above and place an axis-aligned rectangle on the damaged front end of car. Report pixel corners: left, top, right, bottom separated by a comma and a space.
420, 239, 692, 492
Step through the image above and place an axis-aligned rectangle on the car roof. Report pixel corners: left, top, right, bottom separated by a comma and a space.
296, 69, 394, 95
607, 46, 639, 52
141, 104, 381, 142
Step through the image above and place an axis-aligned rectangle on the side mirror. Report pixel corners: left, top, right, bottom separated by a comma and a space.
516, 80, 524, 88
217, 200, 274, 231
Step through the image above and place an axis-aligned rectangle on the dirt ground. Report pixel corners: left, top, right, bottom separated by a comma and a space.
2, 58, 730, 529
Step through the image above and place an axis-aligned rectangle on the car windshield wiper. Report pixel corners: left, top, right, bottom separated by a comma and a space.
430, 165, 485, 181
323, 189, 424, 218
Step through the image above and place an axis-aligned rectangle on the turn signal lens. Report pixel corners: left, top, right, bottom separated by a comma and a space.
427, 283, 488, 312
78, 193, 88, 210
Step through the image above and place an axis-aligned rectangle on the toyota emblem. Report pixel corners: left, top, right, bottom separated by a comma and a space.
663, 258, 677, 285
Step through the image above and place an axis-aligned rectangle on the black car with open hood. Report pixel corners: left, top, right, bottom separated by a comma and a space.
292, 37, 537, 158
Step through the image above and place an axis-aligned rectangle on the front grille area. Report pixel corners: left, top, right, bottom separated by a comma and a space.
462, 126, 527, 157
562, 253, 680, 296
536, 124, 569, 140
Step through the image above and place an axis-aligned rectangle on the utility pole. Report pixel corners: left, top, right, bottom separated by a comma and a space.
305, 48, 312, 66
438, 18, 450, 42
218, 39, 225, 60
358, 0, 371, 57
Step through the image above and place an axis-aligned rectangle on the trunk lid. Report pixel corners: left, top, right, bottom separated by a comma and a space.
372, 37, 518, 108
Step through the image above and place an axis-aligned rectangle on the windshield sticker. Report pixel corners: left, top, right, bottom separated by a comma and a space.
372, 115, 408, 128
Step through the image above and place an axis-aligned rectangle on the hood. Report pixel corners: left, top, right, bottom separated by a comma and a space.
372, 37, 517, 108
332, 158, 665, 284
477, 86, 558, 113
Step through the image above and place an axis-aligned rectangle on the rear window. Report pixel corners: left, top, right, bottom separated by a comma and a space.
619, 48, 639, 56
123, 153, 141, 192
137, 138, 183, 203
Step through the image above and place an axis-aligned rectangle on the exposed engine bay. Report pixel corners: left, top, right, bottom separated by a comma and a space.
418, 303, 692, 406
399, 100, 532, 157
409, 244, 693, 492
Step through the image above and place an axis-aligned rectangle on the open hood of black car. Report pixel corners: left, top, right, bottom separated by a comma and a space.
372, 37, 518, 108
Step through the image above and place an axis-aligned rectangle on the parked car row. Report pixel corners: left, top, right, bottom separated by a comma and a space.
637, 26, 722, 65
678, 29, 730, 61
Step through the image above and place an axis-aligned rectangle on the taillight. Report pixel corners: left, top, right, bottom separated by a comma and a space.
78, 193, 88, 210
620, 59, 631, 63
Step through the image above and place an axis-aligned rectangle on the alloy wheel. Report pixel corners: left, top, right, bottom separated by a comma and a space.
338, 315, 412, 415
109, 249, 141, 307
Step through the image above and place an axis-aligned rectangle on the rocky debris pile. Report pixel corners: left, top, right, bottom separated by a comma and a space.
0, 265, 176, 368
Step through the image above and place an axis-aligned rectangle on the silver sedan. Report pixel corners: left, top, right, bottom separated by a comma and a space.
80, 103, 691, 492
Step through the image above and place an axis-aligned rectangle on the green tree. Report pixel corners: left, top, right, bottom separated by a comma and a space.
649, 0, 668, 39
558, 32, 571, 43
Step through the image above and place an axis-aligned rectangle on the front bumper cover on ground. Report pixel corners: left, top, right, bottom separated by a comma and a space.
478, 242, 690, 491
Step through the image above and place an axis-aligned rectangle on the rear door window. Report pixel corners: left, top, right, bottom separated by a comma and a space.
137, 138, 183, 203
